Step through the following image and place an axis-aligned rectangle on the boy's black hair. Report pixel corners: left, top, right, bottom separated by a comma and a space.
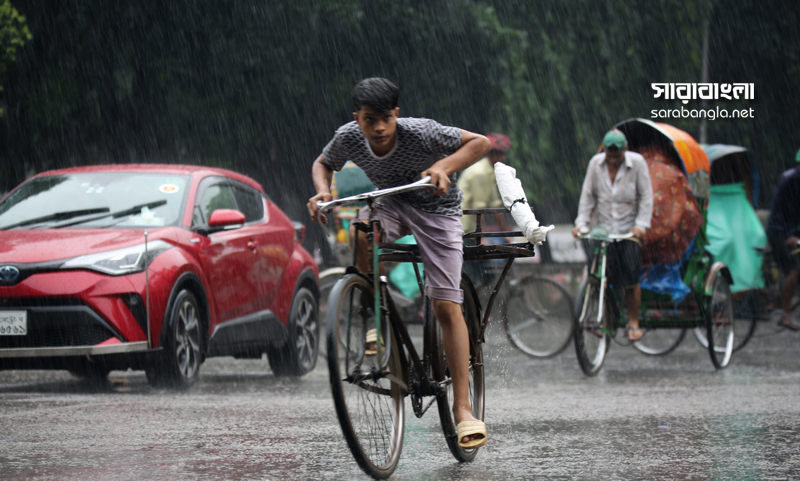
352, 77, 399, 113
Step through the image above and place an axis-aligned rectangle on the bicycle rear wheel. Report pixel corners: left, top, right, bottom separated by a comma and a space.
326, 274, 404, 479
573, 277, 611, 376
502, 276, 574, 358
430, 274, 485, 462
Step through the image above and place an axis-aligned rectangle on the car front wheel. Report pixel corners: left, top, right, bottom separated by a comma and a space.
147, 289, 204, 389
267, 286, 319, 377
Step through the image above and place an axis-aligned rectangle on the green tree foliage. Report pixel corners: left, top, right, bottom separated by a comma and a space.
0, 0, 31, 94
1, 0, 797, 224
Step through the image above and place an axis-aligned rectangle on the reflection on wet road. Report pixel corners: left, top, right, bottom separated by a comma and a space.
1, 322, 799, 480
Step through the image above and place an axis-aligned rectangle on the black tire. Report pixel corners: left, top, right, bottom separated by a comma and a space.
502, 276, 574, 358
573, 277, 611, 376
706, 273, 735, 369
730, 290, 757, 351
633, 328, 687, 356
431, 274, 485, 462
146, 289, 204, 389
267, 286, 320, 377
326, 274, 404, 479
693, 290, 757, 352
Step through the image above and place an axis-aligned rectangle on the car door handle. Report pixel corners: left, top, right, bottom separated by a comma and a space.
247, 241, 257, 251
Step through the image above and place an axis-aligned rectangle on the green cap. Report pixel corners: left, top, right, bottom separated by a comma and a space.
795, 148, 800, 162
603, 130, 627, 150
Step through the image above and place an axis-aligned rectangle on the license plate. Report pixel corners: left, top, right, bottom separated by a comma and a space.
0, 311, 27, 336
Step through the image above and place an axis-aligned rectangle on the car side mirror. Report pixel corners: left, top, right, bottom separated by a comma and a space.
196, 209, 246, 235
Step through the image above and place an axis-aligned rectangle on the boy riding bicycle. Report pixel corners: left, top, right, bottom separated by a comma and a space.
307, 77, 490, 448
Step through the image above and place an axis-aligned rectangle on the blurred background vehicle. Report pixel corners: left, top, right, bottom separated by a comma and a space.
0, 164, 320, 388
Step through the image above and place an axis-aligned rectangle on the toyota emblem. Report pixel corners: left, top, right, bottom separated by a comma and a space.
0, 265, 20, 282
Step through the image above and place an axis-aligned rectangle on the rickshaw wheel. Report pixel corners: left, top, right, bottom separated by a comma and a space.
573, 278, 611, 376
705, 272, 735, 369
692, 290, 757, 353
633, 328, 687, 356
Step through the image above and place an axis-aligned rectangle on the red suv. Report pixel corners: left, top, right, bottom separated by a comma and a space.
0, 164, 320, 388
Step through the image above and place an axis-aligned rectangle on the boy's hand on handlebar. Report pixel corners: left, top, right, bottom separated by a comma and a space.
307, 192, 332, 225
630, 227, 645, 239
421, 166, 450, 196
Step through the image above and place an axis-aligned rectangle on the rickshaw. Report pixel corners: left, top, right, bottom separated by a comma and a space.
573, 118, 736, 376
698, 144, 767, 350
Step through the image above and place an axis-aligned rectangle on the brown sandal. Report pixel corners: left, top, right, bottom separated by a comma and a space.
777, 315, 800, 331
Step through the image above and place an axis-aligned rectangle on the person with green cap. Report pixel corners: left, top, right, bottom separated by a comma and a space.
572, 129, 653, 341
765, 149, 800, 330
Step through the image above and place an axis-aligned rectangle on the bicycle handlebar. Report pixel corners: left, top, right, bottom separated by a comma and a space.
575, 228, 635, 241
316, 176, 436, 212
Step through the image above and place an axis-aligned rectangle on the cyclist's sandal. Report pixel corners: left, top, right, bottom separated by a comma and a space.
364, 329, 385, 356
777, 315, 800, 331
457, 420, 487, 449
627, 327, 644, 341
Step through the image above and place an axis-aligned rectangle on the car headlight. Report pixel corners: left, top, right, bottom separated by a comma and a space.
60, 240, 174, 276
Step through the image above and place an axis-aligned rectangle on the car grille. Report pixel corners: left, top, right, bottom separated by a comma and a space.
0, 300, 120, 349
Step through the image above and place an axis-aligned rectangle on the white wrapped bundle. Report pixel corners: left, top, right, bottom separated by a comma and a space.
494, 162, 554, 245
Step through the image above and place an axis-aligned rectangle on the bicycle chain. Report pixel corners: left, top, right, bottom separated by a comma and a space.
408, 363, 436, 418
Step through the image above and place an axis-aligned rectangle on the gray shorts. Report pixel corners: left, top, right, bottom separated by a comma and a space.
356, 196, 464, 304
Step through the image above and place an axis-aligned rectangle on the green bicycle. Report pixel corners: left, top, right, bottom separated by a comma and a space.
573, 226, 735, 376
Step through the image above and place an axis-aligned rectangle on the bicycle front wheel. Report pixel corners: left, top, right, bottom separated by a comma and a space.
502, 276, 574, 358
319, 267, 346, 322
430, 274, 485, 462
573, 277, 610, 376
326, 274, 405, 479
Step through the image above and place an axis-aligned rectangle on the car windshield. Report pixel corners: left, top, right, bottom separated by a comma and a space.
0, 172, 190, 230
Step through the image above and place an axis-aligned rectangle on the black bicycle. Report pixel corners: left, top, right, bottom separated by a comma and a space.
318, 179, 535, 479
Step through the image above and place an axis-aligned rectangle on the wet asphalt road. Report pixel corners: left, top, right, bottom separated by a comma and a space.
1, 320, 799, 481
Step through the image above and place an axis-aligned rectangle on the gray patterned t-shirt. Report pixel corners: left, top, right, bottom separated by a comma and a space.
321, 117, 464, 216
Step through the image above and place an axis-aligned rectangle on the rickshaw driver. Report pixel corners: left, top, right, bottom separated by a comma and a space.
306, 77, 492, 449
572, 129, 654, 341
766, 149, 800, 331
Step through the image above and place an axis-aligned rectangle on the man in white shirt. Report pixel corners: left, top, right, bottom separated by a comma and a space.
572, 130, 653, 341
